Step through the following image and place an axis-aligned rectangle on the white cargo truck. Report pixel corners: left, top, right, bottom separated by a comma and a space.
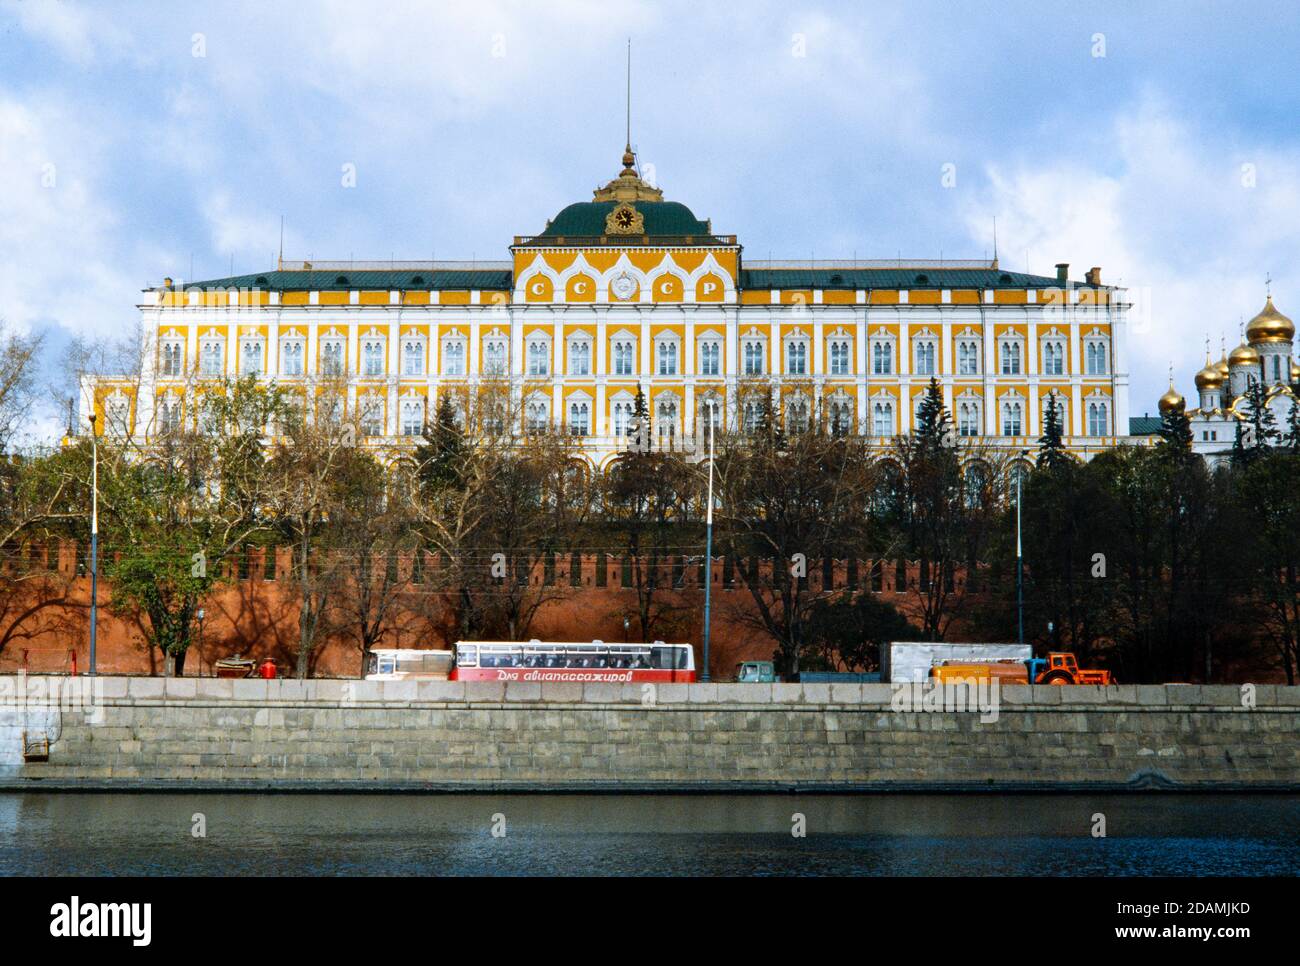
881, 642, 1033, 683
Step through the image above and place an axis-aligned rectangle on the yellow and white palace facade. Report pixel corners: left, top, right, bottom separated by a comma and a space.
84, 146, 1131, 468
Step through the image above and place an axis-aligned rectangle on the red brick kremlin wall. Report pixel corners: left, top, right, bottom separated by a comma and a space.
0, 543, 948, 679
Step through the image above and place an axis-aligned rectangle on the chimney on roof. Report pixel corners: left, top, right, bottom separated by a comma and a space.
1055, 263, 1069, 284
1085, 266, 1102, 286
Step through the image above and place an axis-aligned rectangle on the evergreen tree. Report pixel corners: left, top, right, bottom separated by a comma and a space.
415, 394, 466, 494
1037, 394, 1069, 470
1234, 381, 1279, 465
1156, 401, 1194, 459
628, 383, 650, 452
1284, 397, 1300, 453
913, 377, 953, 451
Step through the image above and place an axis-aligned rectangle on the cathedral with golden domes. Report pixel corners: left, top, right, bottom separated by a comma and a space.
1158, 295, 1298, 463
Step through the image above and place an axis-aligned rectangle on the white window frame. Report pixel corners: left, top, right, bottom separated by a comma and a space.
785, 337, 809, 376
526, 337, 550, 377
1085, 337, 1109, 375
871, 338, 894, 376
280, 338, 305, 377
699, 339, 722, 377
199, 339, 223, 377
362, 337, 386, 377
239, 337, 264, 377
655, 335, 680, 376
913, 339, 937, 376
999, 339, 1023, 376
402, 336, 427, 377
957, 339, 980, 376
871, 399, 894, 437
828, 337, 851, 376
320, 338, 345, 376
161, 340, 184, 377
568, 337, 592, 376
440, 337, 465, 377
1041, 338, 1066, 376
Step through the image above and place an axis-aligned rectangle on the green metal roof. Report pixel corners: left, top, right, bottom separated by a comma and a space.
161, 269, 512, 292
538, 201, 711, 238
1128, 416, 1163, 436
739, 267, 1088, 290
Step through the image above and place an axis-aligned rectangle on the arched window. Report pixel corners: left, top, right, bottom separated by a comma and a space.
569, 341, 591, 376
656, 398, 678, 439
483, 339, 507, 374
1085, 339, 1109, 375
281, 341, 304, 376
1000, 341, 1021, 375
657, 340, 679, 376
240, 340, 263, 376
699, 341, 721, 376
612, 399, 633, 437
362, 340, 385, 376
199, 341, 223, 376
400, 398, 425, 436
829, 339, 851, 375
360, 396, 384, 436
743, 340, 764, 375
872, 401, 894, 437
442, 341, 465, 376
699, 396, 722, 438
1001, 401, 1023, 436
568, 401, 590, 436
786, 396, 810, 433
872, 341, 893, 375
914, 341, 936, 375
320, 340, 344, 376
527, 340, 549, 376
787, 340, 808, 375
1087, 401, 1109, 436
161, 342, 183, 376
958, 401, 980, 436
957, 340, 979, 375
613, 340, 635, 375
526, 399, 548, 433
829, 397, 853, 436
1042, 341, 1064, 375
403, 339, 425, 376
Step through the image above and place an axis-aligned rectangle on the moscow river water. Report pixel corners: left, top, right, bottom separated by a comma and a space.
1, 792, 1297, 876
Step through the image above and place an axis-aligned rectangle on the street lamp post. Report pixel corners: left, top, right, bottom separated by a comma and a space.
701, 411, 715, 682
88, 413, 99, 675
1015, 449, 1028, 647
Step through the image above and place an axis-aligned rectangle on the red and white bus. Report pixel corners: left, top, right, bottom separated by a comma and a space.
449, 640, 696, 683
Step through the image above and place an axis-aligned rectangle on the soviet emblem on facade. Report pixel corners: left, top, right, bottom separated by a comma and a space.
610, 271, 637, 301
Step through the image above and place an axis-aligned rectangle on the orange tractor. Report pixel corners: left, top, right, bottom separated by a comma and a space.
930, 652, 1114, 685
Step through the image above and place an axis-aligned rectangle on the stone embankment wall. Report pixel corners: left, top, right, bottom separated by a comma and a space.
1, 677, 1296, 791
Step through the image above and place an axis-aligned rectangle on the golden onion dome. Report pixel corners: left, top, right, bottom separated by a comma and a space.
1245, 296, 1294, 344
1292, 360, 1300, 382
1229, 342, 1261, 367
1194, 360, 1224, 390
1214, 356, 1230, 377
1158, 383, 1186, 414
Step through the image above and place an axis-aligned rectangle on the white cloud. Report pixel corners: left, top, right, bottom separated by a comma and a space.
962, 95, 1300, 414
3, 0, 138, 67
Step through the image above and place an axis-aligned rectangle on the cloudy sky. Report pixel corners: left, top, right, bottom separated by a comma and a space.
3, 0, 1299, 440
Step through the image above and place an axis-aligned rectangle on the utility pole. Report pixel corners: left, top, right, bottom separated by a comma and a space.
88, 413, 99, 675
701, 410, 715, 682
1016, 450, 1027, 647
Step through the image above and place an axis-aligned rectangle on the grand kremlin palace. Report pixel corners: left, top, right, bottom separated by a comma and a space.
84, 146, 1132, 468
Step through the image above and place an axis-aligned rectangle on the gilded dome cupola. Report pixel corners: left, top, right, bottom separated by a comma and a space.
1245, 296, 1294, 344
